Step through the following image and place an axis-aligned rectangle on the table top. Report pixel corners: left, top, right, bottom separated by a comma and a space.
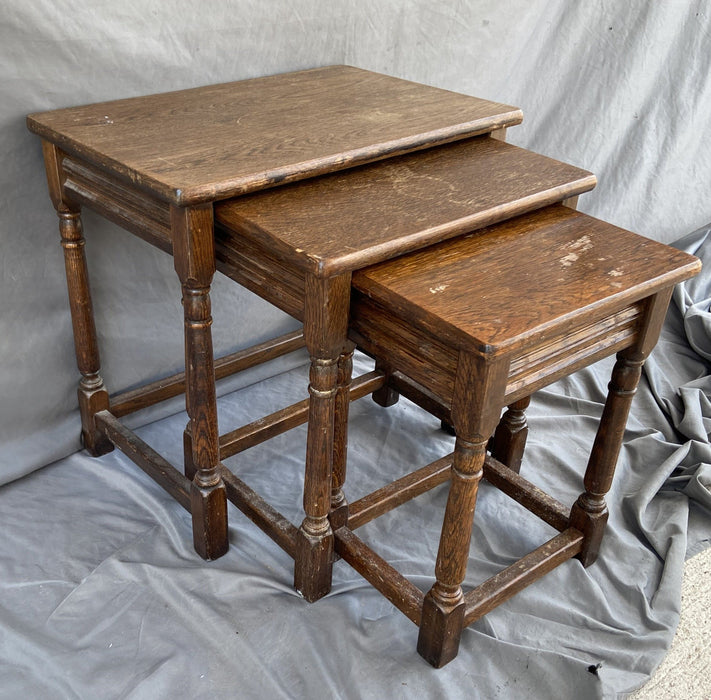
27, 65, 522, 206
352, 205, 701, 353
215, 136, 596, 277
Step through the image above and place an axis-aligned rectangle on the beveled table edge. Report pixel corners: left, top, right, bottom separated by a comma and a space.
26, 65, 523, 206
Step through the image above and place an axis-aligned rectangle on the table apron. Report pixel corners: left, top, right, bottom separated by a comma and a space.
62, 154, 173, 253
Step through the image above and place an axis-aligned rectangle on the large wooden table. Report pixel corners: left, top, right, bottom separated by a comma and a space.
27, 65, 593, 601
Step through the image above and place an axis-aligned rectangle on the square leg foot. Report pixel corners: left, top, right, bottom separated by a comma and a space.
294, 527, 334, 602
79, 387, 113, 457
191, 480, 229, 560
417, 591, 465, 668
81, 428, 114, 457
570, 500, 608, 567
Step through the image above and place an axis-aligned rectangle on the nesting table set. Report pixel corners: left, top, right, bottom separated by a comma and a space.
28, 66, 700, 667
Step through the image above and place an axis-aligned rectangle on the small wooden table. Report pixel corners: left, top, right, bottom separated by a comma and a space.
347, 205, 699, 665
27, 65, 590, 601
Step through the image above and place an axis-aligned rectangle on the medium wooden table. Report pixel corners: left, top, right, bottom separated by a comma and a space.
213, 134, 595, 599
28, 65, 586, 601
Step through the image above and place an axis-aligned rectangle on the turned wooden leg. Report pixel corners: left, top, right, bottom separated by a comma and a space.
570, 352, 641, 566
371, 358, 400, 408
571, 290, 672, 566
58, 208, 114, 457
418, 435, 484, 667
294, 274, 351, 602
42, 141, 111, 455
330, 342, 355, 531
418, 353, 509, 667
490, 395, 531, 473
172, 204, 228, 561
295, 354, 338, 600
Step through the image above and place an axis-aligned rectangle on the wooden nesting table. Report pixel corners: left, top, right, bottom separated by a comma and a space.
28, 65, 531, 586
213, 135, 595, 601
37, 66, 687, 667
28, 65, 701, 668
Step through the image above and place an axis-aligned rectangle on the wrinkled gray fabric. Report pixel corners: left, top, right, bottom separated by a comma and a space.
643, 224, 711, 518
2, 1, 711, 697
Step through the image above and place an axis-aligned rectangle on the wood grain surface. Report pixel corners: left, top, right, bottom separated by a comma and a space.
216, 136, 596, 276
352, 205, 701, 354
27, 65, 522, 205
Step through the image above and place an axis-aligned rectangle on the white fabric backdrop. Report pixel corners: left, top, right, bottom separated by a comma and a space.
1, 0, 710, 484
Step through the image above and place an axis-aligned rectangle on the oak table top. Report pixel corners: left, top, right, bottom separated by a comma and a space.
27, 65, 522, 206
352, 205, 701, 354
215, 135, 596, 277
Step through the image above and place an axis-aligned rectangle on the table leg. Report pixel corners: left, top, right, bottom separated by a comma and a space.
418, 353, 509, 667
330, 342, 355, 531
371, 358, 400, 408
569, 351, 640, 566
59, 208, 115, 456
172, 204, 228, 561
183, 424, 197, 481
571, 289, 672, 566
42, 142, 113, 457
294, 273, 351, 602
490, 395, 531, 473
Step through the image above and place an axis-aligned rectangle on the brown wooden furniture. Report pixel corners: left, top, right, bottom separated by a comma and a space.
213, 135, 595, 600
27, 66, 527, 591
28, 66, 697, 669
344, 204, 700, 666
